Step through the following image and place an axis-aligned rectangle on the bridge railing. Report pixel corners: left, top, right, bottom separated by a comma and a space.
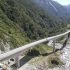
0, 30, 70, 67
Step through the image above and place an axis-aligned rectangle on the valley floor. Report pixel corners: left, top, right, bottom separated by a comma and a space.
18, 40, 70, 70
1, 40, 70, 70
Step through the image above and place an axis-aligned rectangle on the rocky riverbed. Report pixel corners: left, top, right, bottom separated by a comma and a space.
60, 44, 70, 70
18, 42, 70, 70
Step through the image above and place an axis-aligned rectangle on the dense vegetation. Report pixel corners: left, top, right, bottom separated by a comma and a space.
17, 0, 66, 36
25, 44, 53, 56
48, 54, 64, 68
0, 0, 67, 51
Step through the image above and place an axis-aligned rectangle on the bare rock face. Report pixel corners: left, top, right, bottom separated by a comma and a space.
0, 39, 10, 53
0, 63, 12, 70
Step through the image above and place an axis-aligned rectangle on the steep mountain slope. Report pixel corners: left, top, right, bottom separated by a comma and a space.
0, 0, 47, 40
0, 0, 66, 51
0, 8, 29, 50
17, 0, 66, 35
34, 0, 70, 16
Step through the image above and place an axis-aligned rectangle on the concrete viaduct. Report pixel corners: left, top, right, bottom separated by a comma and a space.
0, 30, 70, 67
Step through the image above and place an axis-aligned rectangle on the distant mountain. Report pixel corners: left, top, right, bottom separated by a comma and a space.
34, 0, 70, 22
64, 4, 70, 11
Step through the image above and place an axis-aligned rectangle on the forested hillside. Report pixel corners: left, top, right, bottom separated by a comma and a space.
0, 0, 67, 50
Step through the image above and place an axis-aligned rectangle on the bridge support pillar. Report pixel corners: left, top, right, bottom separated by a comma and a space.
53, 40, 56, 53
68, 32, 70, 39
15, 56, 20, 67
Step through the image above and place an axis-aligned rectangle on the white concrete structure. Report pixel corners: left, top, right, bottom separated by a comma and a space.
0, 31, 70, 67
0, 50, 1, 54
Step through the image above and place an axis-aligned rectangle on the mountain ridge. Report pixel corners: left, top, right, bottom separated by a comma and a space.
34, 0, 70, 16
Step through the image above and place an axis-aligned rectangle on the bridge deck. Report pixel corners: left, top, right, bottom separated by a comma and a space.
0, 31, 70, 62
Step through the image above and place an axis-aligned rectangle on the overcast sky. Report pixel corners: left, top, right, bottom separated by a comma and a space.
53, 0, 70, 5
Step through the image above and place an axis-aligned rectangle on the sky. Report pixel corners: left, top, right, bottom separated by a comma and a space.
53, 0, 70, 5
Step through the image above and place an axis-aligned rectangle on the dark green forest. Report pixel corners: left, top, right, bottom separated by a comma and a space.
0, 0, 67, 50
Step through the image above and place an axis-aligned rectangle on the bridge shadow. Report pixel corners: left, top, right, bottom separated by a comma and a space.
60, 38, 68, 50
11, 56, 37, 68
41, 49, 60, 56
20, 55, 34, 67
11, 50, 40, 68
20, 49, 40, 67
42, 52, 53, 56
20, 48, 56, 67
